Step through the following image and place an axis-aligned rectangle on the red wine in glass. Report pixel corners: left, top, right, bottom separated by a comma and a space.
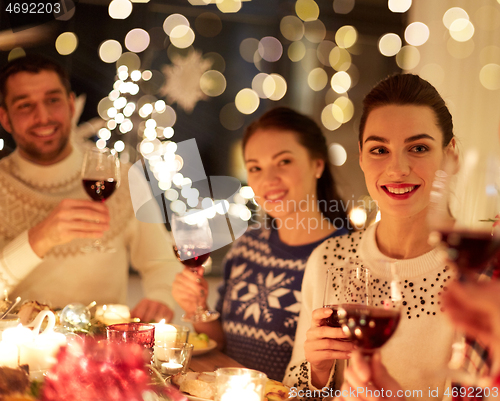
323, 304, 341, 328
173, 245, 211, 269
338, 304, 400, 353
82, 179, 117, 202
433, 229, 500, 275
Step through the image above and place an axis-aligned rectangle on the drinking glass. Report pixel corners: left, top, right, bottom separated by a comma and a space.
336, 258, 402, 359
153, 341, 193, 379
428, 149, 500, 383
106, 323, 155, 363
171, 212, 219, 323
81, 147, 120, 253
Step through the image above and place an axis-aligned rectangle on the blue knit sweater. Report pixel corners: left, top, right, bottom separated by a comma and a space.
216, 225, 348, 380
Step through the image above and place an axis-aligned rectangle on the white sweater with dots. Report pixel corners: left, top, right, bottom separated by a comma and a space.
283, 223, 455, 401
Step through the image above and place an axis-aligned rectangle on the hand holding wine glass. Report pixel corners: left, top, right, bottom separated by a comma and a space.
171, 212, 219, 323
337, 259, 402, 359
80, 147, 120, 253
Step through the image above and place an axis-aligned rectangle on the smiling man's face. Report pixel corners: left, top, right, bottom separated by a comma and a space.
0, 70, 75, 165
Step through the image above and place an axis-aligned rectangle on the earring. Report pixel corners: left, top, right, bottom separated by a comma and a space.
316, 173, 321, 179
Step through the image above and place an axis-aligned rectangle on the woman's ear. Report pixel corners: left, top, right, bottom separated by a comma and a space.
358, 142, 365, 172
444, 138, 460, 175
315, 158, 325, 179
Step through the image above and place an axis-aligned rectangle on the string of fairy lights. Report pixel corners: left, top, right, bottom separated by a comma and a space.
5, 0, 500, 225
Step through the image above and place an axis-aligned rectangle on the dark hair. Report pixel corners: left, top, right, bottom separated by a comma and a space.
242, 107, 348, 226
0, 55, 71, 107
359, 73, 454, 148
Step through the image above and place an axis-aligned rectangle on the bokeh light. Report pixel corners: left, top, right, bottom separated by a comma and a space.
308, 68, 328, 91
317, 41, 335, 66
125, 29, 150, 53
280, 15, 304, 41
258, 37, 283, 62
195, 12, 222, 38
108, 0, 132, 19
55, 32, 78, 55
329, 47, 351, 71
334, 96, 354, 123
220, 103, 245, 130
204, 52, 226, 73
388, 0, 411, 13
396, 45, 420, 70
331, 71, 351, 93
335, 25, 357, 49
114, 141, 125, 152
163, 14, 189, 36
449, 19, 474, 42
200, 70, 226, 96
267, 74, 287, 101
321, 104, 342, 131
252, 73, 270, 98
349, 207, 367, 227
8, 48, 25, 61
378, 33, 402, 57
333, 0, 355, 14
295, 0, 320, 22
304, 20, 326, 43
328, 143, 347, 166
288, 41, 306, 62
99, 40, 122, 63
217, 0, 242, 13
235, 88, 260, 114
480, 64, 500, 90
170, 26, 195, 49
443, 7, 469, 30
404, 22, 429, 46
240, 38, 260, 63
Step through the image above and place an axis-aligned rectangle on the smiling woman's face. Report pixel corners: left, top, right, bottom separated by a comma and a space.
244, 128, 324, 220
359, 104, 447, 220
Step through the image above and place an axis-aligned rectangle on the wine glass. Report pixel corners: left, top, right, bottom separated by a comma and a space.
171, 212, 220, 323
428, 149, 500, 383
335, 258, 402, 359
81, 147, 120, 253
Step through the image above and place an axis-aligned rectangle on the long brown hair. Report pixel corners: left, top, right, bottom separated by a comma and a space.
243, 107, 348, 226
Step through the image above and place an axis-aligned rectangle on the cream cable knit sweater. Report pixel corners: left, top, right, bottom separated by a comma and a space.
0, 145, 181, 309
284, 223, 455, 401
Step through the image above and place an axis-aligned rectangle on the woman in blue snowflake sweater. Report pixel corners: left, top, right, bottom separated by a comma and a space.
172, 107, 349, 380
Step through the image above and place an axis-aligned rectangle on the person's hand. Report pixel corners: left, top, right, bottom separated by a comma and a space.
172, 267, 209, 316
28, 199, 110, 257
131, 298, 174, 323
305, 307, 355, 388
336, 351, 404, 401
442, 281, 500, 375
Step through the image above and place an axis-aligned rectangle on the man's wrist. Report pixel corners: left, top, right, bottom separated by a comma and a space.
28, 227, 48, 258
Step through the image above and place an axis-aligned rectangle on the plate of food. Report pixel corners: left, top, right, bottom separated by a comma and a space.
188, 333, 217, 356
171, 371, 293, 401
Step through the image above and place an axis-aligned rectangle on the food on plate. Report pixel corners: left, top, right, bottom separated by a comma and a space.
172, 371, 291, 401
188, 332, 210, 349
264, 379, 291, 401
172, 371, 216, 399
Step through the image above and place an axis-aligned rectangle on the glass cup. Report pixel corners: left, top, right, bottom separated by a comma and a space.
106, 323, 155, 363
215, 368, 267, 401
153, 341, 194, 379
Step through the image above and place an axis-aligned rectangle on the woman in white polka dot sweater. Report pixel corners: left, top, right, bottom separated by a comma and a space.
283, 74, 481, 401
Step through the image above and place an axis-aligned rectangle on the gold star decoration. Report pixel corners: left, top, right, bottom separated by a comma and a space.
160, 50, 213, 113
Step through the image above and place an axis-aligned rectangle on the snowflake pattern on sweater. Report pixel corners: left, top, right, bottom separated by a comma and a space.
216, 226, 347, 381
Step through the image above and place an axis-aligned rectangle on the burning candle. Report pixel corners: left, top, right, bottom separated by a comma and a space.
19, 331, 66, 372
215, 368, 266, 401
160, 361, 183, 376
2, 324, 34, 345
153, 320, 177, 345
0, 341, 18, 368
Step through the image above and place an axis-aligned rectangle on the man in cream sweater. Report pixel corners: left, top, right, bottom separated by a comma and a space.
0, 55, 181, 322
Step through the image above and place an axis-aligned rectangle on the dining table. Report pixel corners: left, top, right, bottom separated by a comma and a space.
188, 349, 245, 372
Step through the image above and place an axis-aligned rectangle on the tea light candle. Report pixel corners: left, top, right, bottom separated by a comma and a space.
2, 324, 34, 345
96, 304, 131, 325
153, 320, 177, 344
0, 341, 18, 368
160, 361, 183, 376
